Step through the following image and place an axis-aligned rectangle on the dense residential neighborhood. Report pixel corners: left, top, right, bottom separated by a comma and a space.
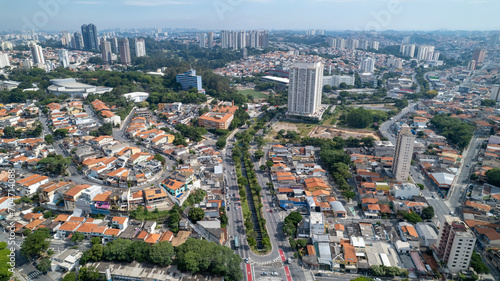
0, 18, 500, 281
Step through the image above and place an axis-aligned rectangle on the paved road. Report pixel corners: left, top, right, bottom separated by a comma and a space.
379, 102, 417, 145
446, 136, 485, 211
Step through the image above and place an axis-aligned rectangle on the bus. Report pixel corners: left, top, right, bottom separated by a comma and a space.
234, 236, 239, 249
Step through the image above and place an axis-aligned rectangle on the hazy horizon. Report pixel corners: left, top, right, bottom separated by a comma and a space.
0, 0, 499, 33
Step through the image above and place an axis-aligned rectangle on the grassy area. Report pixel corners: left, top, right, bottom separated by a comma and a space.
266, 121, 318, 142
237, 89, 268, 99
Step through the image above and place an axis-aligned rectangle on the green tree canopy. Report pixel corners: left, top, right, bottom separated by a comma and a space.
149, 241, 174, 265
347, 108, 373, 128
188, 207, 205, 222
486, 168, 500, 187
20, 228, 50, 258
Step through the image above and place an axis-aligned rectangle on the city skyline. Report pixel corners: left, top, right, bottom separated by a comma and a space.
1, 0, 499, 32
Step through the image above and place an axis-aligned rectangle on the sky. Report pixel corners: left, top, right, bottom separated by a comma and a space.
0, 0, 499, 32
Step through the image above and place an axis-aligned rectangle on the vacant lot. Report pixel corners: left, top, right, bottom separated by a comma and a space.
309, 126, 381, 140
267, 122, 317, 141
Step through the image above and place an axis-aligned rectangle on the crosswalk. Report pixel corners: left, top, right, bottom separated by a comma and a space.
27, 270, 42, 280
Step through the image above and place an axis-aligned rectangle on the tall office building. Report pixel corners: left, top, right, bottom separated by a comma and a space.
417, 45, 430, 61
467, 60, 476, 71
0, 53, 10, 68
336, 38, 346, 50
490, 85, 500, 102
435, 216, 476, 273
101, 39, 112, 65
472, 49, 486, 66
30, 44, 45, 65
72, 32, 84, 50
360, 57, 375, 73
287, 62, 324, 116
222, 30, 268, 50
135, 38, 146, 57
346, 39, 359, 50
371, 41, 379, 50
110, 37, 119, 53
198, 33, 207, 48
61, 31, 72, 47
118, 39, 131, 65
400, 44, 416, 58
1, 41, 13, 51
81, 23, 99, 51
58, 49, 70, 68
176, 69, 203, 92
207, 32, 214, 49
392, 124, 415, 182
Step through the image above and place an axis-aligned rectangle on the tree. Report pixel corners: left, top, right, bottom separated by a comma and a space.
188, 207, 205, 222
90, 123, 113, 137
351, 278, 374, 281
470, 173, 479, 181
266, 160, 274, 168
61, 272, 77, 281
175, 238, 242, 281
0, 242, 13, 280
103, 238, 132, 262
78, 266, 104, 281
36, 257, 52, 273
260, 165, 266, 171
403, 211, 423, 223
153, 153, 166, 164
394, 99, 408, 110
470, 251, 489, 274
486, 168, 500, 187
421, 206, 434, 219
216, 137, 227, 149
148, 241, 174, 265
254, 150, 264, 160
91, 237, 101, 245
71, 232, 85, 242
424, 90, 438, 99
347, 108, 373, 128
44, 134, 54, 144
126, 241, 150, 263
283, 211, 302, 237
37, 154, 71, 175
53, 129, 69, 139
20, 228, 50, 258
481, 99, 496, 107
2, 126, 16, 138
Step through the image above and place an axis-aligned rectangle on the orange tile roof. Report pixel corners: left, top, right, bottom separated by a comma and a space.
68, 216, 85, 222
64, 184, 91, 197
24, 219, 44, 230
54, 214, 70, 222
59, 221, 81, 231
112, 216, 128, 225
93, 191, 112, 202
342, 243, 357, 263
159, 231, 174, 242
145, 233, 161, 244
465, 200, 492, 211
76, 223, 97, 233
136, 230, 148, 240
104, 228, 120, 237
91, 226, 107, 234
307, 244, 316, 256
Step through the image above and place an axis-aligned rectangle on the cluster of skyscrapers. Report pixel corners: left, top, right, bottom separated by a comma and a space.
219, 30, 269, 50
399, 44, 440, 61
328, 38, 379, 51
198, 32, 213, 49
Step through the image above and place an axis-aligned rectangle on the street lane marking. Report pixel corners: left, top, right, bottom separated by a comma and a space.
246, 263, 253, 281
284, 266, 292, 281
